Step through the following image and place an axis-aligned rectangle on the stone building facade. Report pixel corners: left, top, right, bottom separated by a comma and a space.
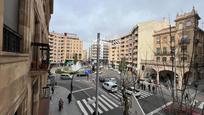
49, 32, 83, 64
0, 0, 53, 115
141, 8, 204, 88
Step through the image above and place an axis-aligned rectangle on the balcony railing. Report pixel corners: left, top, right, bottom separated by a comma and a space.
31, 43, 50, 71
141, 59, 190, 67
155, 51, 171, 56
3, 24, 22, 52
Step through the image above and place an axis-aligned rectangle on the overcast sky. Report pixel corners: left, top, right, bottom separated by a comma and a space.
50, 0, 204, 49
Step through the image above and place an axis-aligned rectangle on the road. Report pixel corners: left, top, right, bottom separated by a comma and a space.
52, 67, 177, 115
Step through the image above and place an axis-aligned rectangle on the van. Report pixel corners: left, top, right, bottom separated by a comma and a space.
102, 82, 118, 92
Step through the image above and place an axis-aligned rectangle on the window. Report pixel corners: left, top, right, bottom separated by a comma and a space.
163, 37, 167, 43
156, 57, 160, 62
186, 21, 192, 27
179, 23, 183, 29
156, 48, 161, 54
163, 47, 167, 54
156, 37, 160, 44
181, 45, 187, 52
181, 57, 187, 62
3, 0, 22, 52
162, 57, 167, 62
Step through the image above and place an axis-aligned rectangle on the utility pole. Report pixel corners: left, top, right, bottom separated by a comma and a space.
95, 33, 100, 115
169, 23, 176, 113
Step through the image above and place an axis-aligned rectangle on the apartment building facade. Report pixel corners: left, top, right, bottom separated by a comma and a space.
90, 41, 109, 64
108, 20, 168, 73
49, 32, 83, 64
0, 0, 53, 115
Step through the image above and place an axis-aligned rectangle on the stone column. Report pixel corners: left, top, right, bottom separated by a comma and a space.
0, 0, 4, 51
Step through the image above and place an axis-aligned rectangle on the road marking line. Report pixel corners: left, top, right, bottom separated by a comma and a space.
146, 101, 172, 115
73, 87, 93, 93
77, 101, 88, 115
109, 93, 120, 100
114, 93, 122, 98
98, 96, 114, 109
101, 95, 118, 107
192, 100, 198, 106
87, 98, 103, 114
82, 99, 94, 114
198, 102, 204, 109
93, 97, 109, 111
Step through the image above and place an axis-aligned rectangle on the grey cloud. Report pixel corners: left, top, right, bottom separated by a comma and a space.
50, 0, 204, 49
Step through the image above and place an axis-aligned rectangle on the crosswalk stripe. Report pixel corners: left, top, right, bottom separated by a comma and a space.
101, 95, 118, 107
82, 99, 94, 114
77, 101, 88, 115
98, 96, 114, 109
93, 97, 109, 111
192, 100, 198, 106
87, 98, 103, 114
198, 102, 204, 109
109, 93, 120, 100
114, 92, 122, 98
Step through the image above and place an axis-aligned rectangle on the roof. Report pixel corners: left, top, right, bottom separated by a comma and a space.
104, 81, 117, 85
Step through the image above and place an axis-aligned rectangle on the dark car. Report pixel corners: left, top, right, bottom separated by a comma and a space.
99, 76, 105, 82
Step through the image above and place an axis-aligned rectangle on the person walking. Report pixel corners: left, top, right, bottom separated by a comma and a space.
67, 93, 72, 104
58, 98, 64, 111
152, 85, 155, 93
144, 84, 146, 90
51, 86, 54, 94
148, 84, 151, 92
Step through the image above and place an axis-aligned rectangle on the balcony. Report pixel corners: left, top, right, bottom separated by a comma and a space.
3, 24, 22, 53
30, 42, 50, 76
141, 59, 190, 67
155, 51, 171, 56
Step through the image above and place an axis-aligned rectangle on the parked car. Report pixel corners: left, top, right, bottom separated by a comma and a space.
102, 82, 118, 92
60, 74, 72, 80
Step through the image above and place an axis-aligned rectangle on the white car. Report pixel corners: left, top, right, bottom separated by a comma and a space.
105, 78, 117, 84
102, 81, 118, 92
125, 87, 141, 97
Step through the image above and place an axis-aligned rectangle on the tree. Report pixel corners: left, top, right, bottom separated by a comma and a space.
119, 58, 129, 115
73, 53, 78, 64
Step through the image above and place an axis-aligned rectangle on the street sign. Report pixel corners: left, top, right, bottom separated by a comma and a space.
84, 70, 92, 75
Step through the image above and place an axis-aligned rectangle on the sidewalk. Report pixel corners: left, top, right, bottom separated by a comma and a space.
49, 86, 82, 115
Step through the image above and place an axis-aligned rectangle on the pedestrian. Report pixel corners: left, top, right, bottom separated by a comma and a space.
144, 84, 146, 90
148, 84, 151, 92
51, 86, 54, 94
152, 85, 155, 93
58, 98, 64, 111
67, 93, 72, 103
140, 84, 143, 90
185, 93, 189, 100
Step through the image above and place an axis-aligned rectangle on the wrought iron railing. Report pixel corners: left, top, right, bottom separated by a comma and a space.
3, 24, 22, 52
31, 42, 50, 71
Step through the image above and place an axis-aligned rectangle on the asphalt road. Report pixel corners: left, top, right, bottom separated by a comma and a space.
54, 67, 174, 115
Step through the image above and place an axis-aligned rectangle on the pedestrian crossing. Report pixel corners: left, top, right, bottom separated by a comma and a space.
76, 90, 152, 115
77, 95, 117, 115
192, 100, 204, 110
